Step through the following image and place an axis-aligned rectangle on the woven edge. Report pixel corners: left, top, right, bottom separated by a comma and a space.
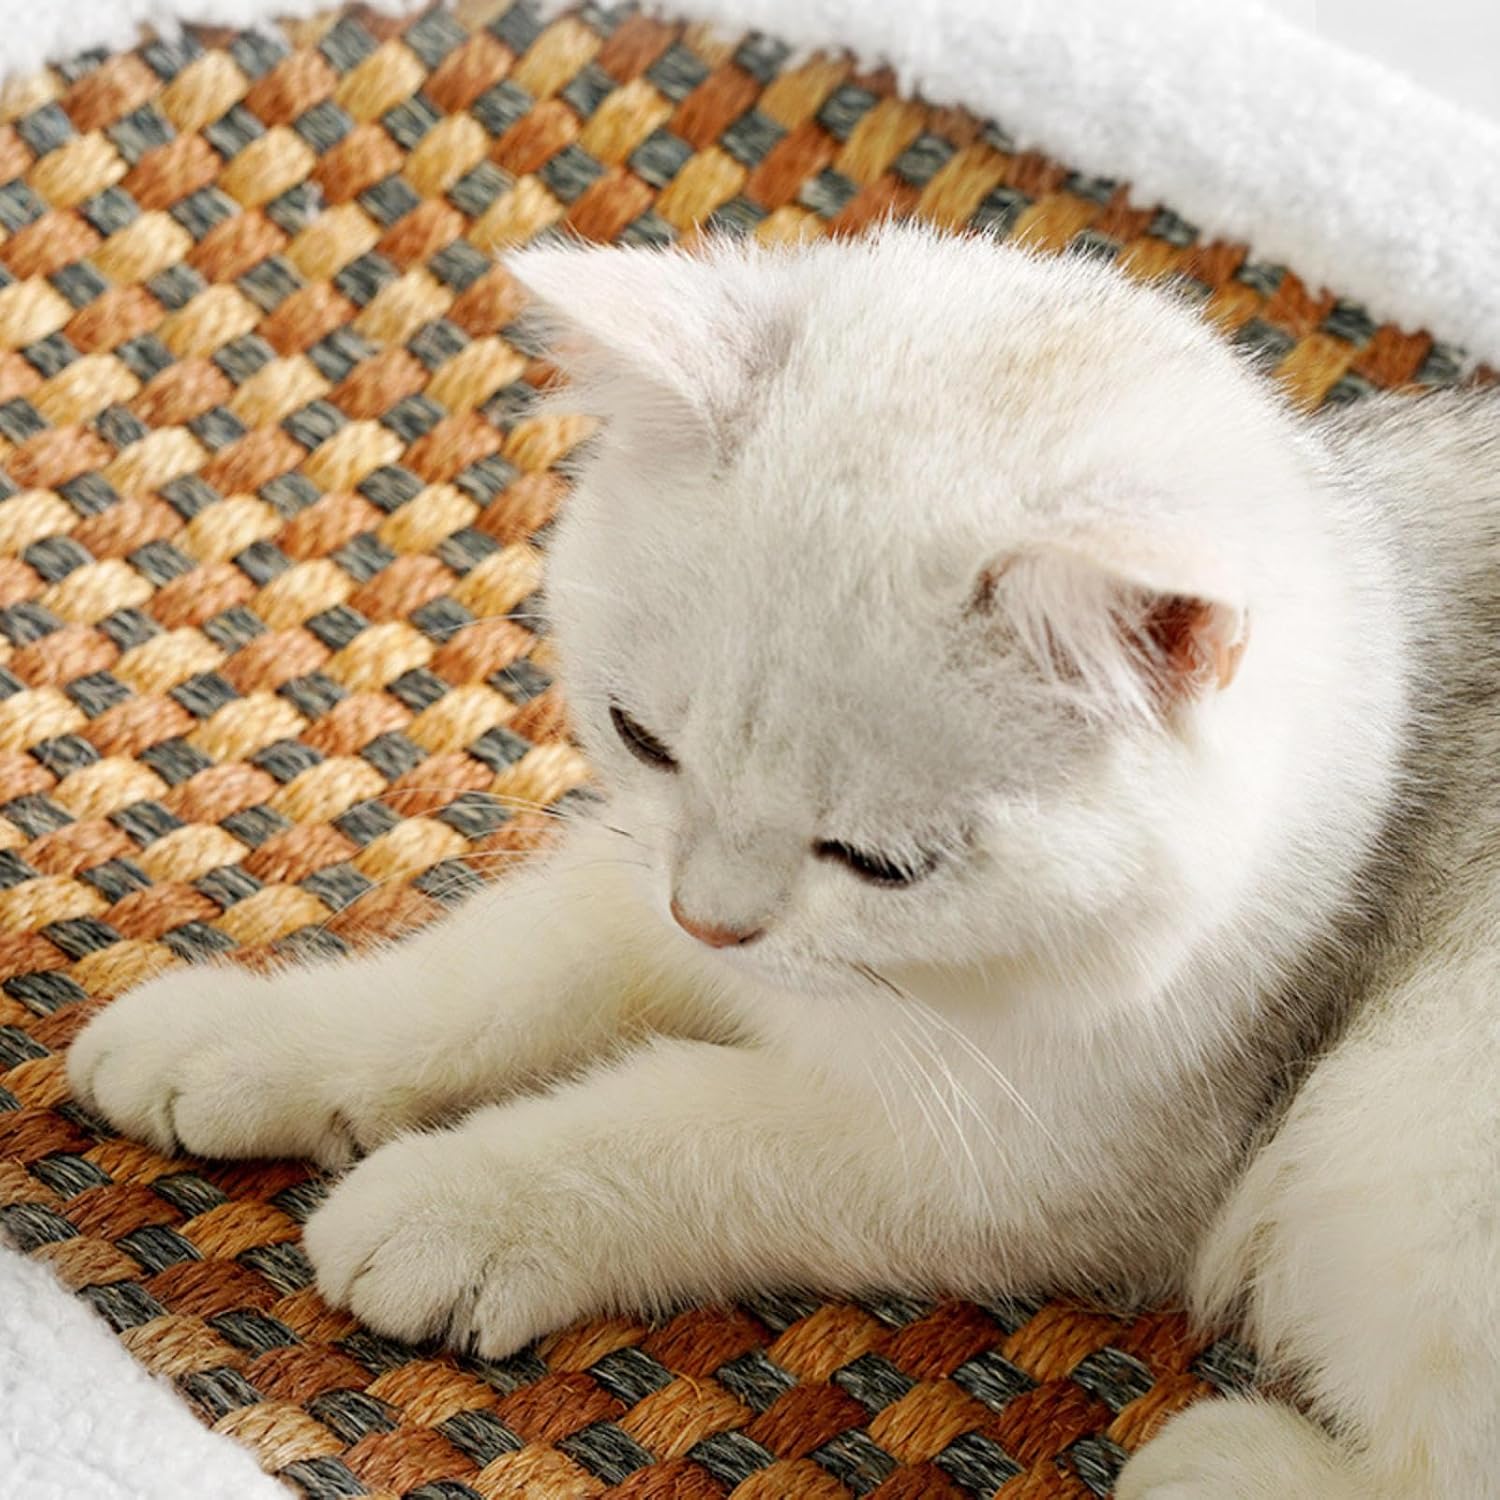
8, 4, 1498, 365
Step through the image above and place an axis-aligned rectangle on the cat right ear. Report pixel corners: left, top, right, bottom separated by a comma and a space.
504, 241, 788, 463
968, 537, 1248, 722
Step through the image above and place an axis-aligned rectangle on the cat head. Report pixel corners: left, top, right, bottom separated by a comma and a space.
508, 224, 1325, 1023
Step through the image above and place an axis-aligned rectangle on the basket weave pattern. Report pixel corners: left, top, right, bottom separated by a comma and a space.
0, 3, 1472, 1496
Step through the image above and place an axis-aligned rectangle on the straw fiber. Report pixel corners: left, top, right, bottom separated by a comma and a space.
0, 3, 1478, 1495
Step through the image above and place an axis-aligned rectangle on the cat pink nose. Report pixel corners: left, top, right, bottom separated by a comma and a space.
670, 899, 764, 949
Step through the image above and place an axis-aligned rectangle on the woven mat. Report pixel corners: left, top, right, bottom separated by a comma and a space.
0, 3, 1479, 1497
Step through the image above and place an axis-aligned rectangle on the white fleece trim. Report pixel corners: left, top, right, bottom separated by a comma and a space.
0, 1243, 285, 1500
5, 0, 1499, 365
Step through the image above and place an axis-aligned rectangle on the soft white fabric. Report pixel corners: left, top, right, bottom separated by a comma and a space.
1, 2, 1496, 1497
1264, 0, 1500, 127
0, 1241, 285, 1500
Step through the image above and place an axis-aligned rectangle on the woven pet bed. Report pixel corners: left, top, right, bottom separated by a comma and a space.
0, 4, 1482, 1496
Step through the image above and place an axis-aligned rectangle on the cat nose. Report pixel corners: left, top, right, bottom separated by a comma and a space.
669, 898, 764, 949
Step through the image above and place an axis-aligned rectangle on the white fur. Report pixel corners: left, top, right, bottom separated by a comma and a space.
69, 226, 1500, 1496
1164, 938, 1500, 1497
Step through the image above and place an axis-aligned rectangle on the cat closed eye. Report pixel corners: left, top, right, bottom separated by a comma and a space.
814, 840, 939, 887
609, 703, 678, 770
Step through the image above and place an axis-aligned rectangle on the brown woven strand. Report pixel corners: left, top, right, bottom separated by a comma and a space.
0, 4, 1485, 1497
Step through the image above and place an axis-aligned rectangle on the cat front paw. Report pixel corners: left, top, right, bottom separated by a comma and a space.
67, 969, 394, 1167
303, 1127, 590, 1356
1116, 1398, 1363, 1500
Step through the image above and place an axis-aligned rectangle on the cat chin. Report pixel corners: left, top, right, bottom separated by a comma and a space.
673, 940, 902, 1009
708, 946, 859, 999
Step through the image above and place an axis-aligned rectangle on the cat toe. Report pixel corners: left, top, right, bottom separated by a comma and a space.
67, 997, 183, 1154
66, 971, 360, 1166
1116, 1398, 1363, 1500
304, 1133, 577, 1357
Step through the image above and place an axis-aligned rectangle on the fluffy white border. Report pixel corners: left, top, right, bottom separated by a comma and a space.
4, 0, 1498, 364
0, 1241, 285, 1500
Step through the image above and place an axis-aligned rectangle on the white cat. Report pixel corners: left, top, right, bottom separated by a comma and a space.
68, 224, 1500, 1498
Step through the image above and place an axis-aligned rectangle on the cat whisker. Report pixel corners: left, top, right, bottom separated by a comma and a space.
893, 1004, 1004, 1156
892, 1003, 1008, 1196
873, 1025, 951, 1177
358, 788, 575, 818
408, 608, 554, 638
339, 788, 646, 850
851, 960, 1079, 1185
851, 1012, 913, 1186
858, 964, 1050, 1133
882, 1019, 996, 1217
407, 856, 655, 919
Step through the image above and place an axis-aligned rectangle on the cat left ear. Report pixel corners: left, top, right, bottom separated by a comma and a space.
506, 242, 724, 389
969, 535, 1248, 718
505, 241, 787, 462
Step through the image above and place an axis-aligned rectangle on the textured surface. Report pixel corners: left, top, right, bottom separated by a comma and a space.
0, 4, 1477, 1496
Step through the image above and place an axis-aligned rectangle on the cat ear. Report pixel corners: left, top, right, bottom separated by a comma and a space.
969, 531, 1248, 718
504, 241, 787, 462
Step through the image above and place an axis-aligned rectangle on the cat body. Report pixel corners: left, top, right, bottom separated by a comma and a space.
68, 226, 1500, 1497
